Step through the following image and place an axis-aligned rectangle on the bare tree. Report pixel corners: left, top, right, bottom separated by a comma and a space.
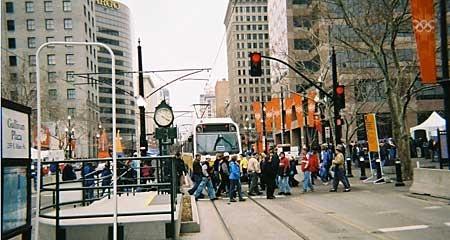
321, 0, 429, 179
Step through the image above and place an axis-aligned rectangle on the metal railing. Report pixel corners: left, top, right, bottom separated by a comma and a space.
37, 156, 178, 240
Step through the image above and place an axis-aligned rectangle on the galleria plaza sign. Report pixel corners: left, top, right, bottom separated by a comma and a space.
96, 0, 120, 9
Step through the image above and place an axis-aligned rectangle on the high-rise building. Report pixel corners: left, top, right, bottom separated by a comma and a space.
200, 85, 216, 118
215, 79, 230, 117
95, 0, 136, 155
1, 0, 99, 157
224, 0, 272, 130
268, 0, 325, 145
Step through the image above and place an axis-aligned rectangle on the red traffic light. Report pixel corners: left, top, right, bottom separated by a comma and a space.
336, 85, 344, 95
250, 52, 262, 63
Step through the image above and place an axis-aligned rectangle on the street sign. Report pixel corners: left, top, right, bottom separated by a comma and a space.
325, 127, 331, 139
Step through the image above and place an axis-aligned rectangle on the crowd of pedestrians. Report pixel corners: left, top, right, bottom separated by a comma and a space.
187, 143, 353, 202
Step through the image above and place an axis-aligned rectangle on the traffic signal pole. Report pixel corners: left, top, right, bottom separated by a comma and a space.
331, 48, 342, 144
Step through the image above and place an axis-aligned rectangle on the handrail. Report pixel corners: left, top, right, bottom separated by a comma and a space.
36, 155, 178, 239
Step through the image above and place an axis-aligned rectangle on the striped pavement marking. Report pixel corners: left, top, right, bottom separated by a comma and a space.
378, 225, 429, 233
424, 206, 442, 210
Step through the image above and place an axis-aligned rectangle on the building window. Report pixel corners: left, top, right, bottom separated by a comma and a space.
29, 72, 36, 83
49, 89, 57, 99
8, 38, 16, 49
44, 1, 53, 12
66, 71, 75, 82
67, 89, 76, 99
29, 55, 36, 66
63, 0, 72, 11
64, 18, 73, 29
10, 73, 18, 82
46, 37, 55, 48
25, 1, 34, 12
45, 19, 55, 30
5, 2, 14, 13
27, 37, 36, 48
7, 20, 15, 31
48, 72, 57, 82
9, 56, 17, 66
66, 54, 75, 65
293, 0, 311, 4
47, 54, 56, 65
68, 108, 76, 116
294, 39, 313, 50
65, 36, 73, 47
26, 19, 35, 31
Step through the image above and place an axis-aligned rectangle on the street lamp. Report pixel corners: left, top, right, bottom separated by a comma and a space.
65, 115, 75, 159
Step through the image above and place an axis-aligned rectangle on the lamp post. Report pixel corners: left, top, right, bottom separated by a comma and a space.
95, 124, 102, 158
65, 116, 75, 159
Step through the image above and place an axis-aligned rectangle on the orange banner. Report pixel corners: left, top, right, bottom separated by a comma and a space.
411, 0, 436, 84
293, 94, 304, 128
284, 96, 293, 130
314, 115, 322, 132
265, 100, 273, 133
307, 91, 317, 127
98, 129, 110, 158
252, 101, 263, 134
272, 98, 282, 131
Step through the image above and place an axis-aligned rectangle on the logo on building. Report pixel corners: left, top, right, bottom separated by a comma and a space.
96, 0, 120, 9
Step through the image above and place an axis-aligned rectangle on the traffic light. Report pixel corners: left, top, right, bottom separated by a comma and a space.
334, 85, 345, 110
249, 52, 262, 77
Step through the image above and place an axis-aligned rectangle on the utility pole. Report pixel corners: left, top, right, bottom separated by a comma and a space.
280, 86, 285, 144
138, 40, 147, 156
331, 47, 342, 145
438, 0, 450, 169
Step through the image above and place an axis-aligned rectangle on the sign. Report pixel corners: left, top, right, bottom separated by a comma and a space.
410, 0, 436, 84
439, 131, 448, 159
325, 127, 331, 139
96, 0, 120, 9
307, 91, 316, 127
2, 166, 28, 233
364, 114, 379, 152
2, 107, 29, 159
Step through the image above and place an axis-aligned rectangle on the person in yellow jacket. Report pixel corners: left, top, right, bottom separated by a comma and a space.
240, 154, 249, 182
330, 144, 351, 192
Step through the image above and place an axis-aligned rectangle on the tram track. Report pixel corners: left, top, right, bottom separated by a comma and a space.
210, 193, 310, 240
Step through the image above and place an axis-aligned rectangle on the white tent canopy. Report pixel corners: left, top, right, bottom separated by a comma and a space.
410, 111, 446, 139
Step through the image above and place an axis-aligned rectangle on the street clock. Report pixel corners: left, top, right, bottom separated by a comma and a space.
154, 100, 174, 128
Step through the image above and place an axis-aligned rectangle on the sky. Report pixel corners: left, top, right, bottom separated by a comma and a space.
120, 0, 229, 126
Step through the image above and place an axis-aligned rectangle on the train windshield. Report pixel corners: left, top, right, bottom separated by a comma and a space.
196, 132, 240, 155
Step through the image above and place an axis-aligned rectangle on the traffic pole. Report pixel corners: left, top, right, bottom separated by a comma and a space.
346, 157, 354, 177
359, 157, 367, 180
394, 160, 405, 187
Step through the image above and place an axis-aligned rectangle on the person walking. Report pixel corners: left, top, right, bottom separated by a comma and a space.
309, 146, 320, 185
194, 158, 217, 201
278, 152, 291, 195
229, 155, 245, 202
240, 153, 249, 182
262, 153, 277, 199
101, 162, 112, 195
259, 153, 267, 191
212, 154, 222, 190
247, 154, 262, 196
82, 162, 96, 201
288, 156, 299, 187
188, 154, 203, 195
216, 152, 230, 197
62, 163, 77, 181
319, 144, 332, 183
301, 148, 314, 193
330, 145, 351, 192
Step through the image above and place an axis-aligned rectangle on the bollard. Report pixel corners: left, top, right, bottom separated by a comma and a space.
359, 157, 367, 180
346, 157, 354, 177
394, 160, 405, 187
375, 159, 383, 179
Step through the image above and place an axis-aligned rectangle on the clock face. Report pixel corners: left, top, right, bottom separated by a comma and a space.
154, 107, 173, 127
